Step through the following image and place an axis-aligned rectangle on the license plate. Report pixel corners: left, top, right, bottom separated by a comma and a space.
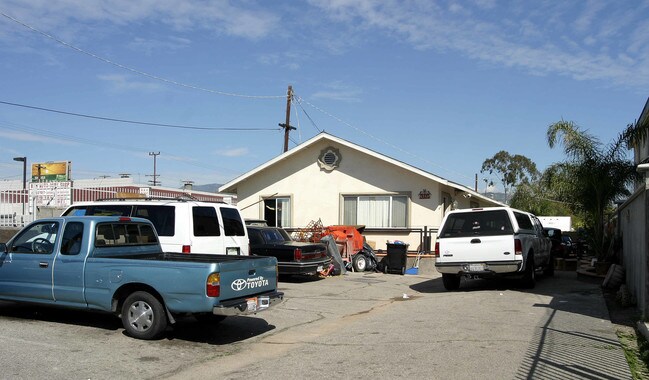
317, 265, 323, 272
468, 264, 485, 272
246, 297, 258, 312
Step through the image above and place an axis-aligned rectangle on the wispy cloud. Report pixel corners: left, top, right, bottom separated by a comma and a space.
215, 147, 249, 157
0, 129, 74, 144
97, 73, 164, 92
0, 0, 279, 40
309, 0, 649, 88
127, 36, 191, 55
311, 81, 363, 103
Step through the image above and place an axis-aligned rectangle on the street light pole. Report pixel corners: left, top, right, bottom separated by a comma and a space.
12, 156, 26, 217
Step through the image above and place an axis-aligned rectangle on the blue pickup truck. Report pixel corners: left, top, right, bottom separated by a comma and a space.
0, 216, 283, 339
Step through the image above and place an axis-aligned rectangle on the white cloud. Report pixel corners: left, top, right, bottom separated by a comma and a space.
0, 0, 279, 40
97, 73, 164, 92
310, 0, 649, 88
216, 147, 249, 157
311, 81, 363, 103
0, 129, 74, 144
127, 36, 191, 55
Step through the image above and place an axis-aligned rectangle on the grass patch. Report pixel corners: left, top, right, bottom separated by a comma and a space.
617, 328, 649, 380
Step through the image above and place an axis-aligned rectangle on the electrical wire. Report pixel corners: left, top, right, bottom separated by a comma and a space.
0, 118, 237, 172
0, 11, 285, 100
294, 96, 322, 133
0, 100, 280, 131
294, 95, 475, 183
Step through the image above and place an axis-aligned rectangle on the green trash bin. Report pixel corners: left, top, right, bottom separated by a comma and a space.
385, 243, 408, 275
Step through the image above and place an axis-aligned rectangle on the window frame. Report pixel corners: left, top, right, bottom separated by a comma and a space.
262, 196, 292, 228
341, 193, 410, 228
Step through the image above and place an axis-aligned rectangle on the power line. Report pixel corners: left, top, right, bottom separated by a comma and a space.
0, 100, 280, 131
294, 95, 475, 183
294, 96, 322, 133
0, 118, 238, 173
0, 11, 285, 100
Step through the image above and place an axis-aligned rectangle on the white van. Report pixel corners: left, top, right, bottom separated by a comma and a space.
61, 198, 248, 255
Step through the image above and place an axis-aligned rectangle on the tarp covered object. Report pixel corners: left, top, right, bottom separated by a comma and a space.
321, 234, 346, 275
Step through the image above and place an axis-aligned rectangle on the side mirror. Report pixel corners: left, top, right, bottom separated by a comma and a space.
0, 243, 7, 253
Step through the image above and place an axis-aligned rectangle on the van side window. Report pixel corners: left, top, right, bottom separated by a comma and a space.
192, 206, 221, 236
221, 207, 245, 236
134, 205, 175, 237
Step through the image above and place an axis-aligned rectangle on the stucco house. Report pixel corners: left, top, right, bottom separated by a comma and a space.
619, 98, 649, 318
219, 132, 503, 251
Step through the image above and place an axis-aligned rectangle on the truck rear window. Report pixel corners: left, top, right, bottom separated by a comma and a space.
440, 210, 514, 238
95, 222, 157, 247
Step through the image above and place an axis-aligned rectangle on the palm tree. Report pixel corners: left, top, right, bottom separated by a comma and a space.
546, 120, 641, 260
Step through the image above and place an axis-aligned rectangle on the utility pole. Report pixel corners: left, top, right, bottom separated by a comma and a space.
148, 152, 160, 186
278, 85, 295, 153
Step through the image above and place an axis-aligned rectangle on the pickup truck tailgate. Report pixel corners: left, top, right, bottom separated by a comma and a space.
217, 255, 278, 301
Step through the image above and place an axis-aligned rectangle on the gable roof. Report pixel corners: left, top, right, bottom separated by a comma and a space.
219, 132, 504, 206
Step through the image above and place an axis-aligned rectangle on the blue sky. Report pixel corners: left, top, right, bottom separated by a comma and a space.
0, 0, 647, 192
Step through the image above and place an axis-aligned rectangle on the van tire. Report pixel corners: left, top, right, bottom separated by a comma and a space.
121, 291, 168, 340
442, 274, 461, 291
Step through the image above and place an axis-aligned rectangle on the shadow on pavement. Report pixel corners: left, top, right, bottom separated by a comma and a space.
410, 271, 633, 378
0, 300, 275, 345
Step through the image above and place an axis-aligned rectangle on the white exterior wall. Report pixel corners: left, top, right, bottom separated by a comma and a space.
234, 139, 489, 250
620, 190, 646, 316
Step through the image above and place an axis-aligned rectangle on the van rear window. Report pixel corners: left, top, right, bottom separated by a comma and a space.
221, 207, 245, 236
192, 206, 221, 236
440, 210, 513, 238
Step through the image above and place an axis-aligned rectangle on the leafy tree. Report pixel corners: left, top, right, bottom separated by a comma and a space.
481, 151, 539, 203
545, 120, 641, 260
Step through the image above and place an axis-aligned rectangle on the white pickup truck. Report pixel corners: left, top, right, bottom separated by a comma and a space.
434, 207, 552, 290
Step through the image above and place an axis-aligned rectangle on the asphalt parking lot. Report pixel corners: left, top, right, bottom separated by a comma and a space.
0, 270, 632, 379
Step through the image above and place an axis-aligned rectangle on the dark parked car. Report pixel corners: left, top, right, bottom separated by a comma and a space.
247, 226, 331, 276
543, 227, 565, 257
561, 235, 575, 256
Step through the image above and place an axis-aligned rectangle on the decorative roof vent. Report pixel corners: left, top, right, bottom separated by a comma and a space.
318, 146, 341, 171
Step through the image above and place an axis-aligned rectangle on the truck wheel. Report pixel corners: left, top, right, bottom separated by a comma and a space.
521, 258, 536, 289
442, 274, 461, 291
352, 254, 367, 272
121, 291, 168, 340
543, 255, 555, 277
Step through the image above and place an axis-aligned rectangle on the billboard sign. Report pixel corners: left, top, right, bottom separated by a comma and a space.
31, 161, 70, 182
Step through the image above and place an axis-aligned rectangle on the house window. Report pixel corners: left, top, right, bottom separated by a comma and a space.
264, 197, 291, 228
343, 195, 408, 228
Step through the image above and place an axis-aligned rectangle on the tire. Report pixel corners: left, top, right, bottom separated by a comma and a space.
442, 274, 461, 291
352, 254, 367, 272
521, 257, 536, 289
543, 255, 555, 277
121, 291, 168, 340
